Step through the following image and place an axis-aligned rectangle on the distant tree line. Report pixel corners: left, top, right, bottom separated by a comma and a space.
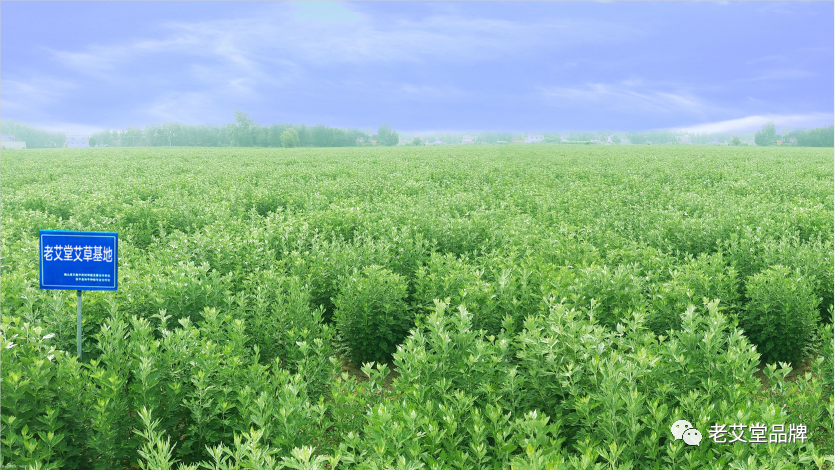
0, 120, 66, 148
87, 112, 386, 148
624, 130, 745, 145
2, 114, 831, 149
0, 112, 400, 149
783, 125, 834, 147
753, 122, 834, 147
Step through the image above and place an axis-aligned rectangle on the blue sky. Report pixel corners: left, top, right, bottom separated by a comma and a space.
2, 1, 832, 134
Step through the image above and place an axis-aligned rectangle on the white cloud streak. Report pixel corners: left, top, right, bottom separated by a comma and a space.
26, 4, 639, 124
736, 69, 816, 83
0, 77, 78, 113
539, 81, 715, 116
677, 113, 833, 134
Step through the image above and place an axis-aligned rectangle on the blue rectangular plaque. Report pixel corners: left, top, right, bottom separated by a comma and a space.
39, 230, 118, 291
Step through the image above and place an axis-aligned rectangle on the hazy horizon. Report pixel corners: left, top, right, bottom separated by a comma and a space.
2, 2, 833, 135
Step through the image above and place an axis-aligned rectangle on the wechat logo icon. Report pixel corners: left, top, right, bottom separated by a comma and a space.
671, 420, 702, 446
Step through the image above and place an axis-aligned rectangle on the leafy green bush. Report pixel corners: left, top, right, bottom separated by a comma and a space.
759, 235, 834, 322
648, 252, 741, 335
333, 265, 411, 364
822, 305, 834, 393
742, 265, 821, 364
567, 263, 648, 330
290, 236, 394, 322
384, 296, 833, 468
412, 252, 494, 326
393, 301, 514, 405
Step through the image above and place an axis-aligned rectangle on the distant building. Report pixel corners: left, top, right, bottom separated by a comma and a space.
561, 136, 568, 143
676, 135, 692, 144
524, 134, 544, 143
64, 132, 90, 148
0, 134, 26, 149
462, 135, 477, 144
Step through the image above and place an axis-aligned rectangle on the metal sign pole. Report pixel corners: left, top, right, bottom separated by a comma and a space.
76, 290, 82, 359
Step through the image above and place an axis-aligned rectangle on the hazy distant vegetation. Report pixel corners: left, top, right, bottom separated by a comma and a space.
0, 121, 66, 148
1, 113, 832, 148
755, 121, 834, 147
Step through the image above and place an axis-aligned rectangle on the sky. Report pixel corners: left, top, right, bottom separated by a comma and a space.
2, 1, 833, 135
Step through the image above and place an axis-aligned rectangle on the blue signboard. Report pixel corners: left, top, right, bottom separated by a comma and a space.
39, 230, 118, 291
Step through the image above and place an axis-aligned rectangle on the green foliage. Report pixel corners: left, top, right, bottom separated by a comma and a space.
569, 263, 648, 330
386, 298, 834, 468
648, 252, 741, 334
755, 121, 778, 147
412, 253, 494, 328
1, 145, 832, 467
281, 128, 300, 148
742, 265, 821, 364
786, 125, 835, 147
820, 306, 835, 393
334, 265, 411, 364
0, 120, 65, 148
376, 124, 399, 146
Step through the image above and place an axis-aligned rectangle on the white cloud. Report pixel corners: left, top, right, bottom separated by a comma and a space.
676, 113, 833, 134
43, 5, 637, 75
292, 1, 362, 23
540, 81, 714, 116
0, 77, 78, 115
745, 54, 786, 65
142, 92, 226, 124
737, 69, 816, 82
47, 49, 116, 75
22, 121, 105, 135
18, 3, 643, 129
399, 83, 463, 98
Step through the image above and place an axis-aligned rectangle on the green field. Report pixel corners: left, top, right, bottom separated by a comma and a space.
2, 145, 833, 469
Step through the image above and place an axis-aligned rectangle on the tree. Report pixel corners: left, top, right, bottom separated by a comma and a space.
234, 110, 254, 129
281, 128, 299, 148
754, 121, 777, 147
787, 125, 834, 147
731, 136, 741, 146
376, 124, 399, 146
412, 137, 423, 146
233, 110, 255, 146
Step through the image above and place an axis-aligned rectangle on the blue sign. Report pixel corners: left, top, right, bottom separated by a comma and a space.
39, 230, 118, 291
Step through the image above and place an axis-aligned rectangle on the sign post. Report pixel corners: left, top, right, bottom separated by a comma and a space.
77, 290, 82, 357
39, 230, 118, 360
